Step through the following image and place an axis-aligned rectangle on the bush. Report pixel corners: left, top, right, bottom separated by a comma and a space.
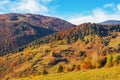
49, 63, 64, 73
91, 53, 101, 68
56, 65, 63, 73
79, 51, 86, 57
81, 57, 92, 69
113, 53, 120, 65
73, 65, 80, 71
91, 53, 106, 68
41, 69, 48, 75
64, 66, 70, 72
69, 64, 75, 71
105, 54, 113, 67
99, 56, 107, 67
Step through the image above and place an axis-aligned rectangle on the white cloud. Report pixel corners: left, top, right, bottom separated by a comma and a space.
12, 0, 48, 14
68, 4, 120, 25
0, 0, 53, 14
104, 3, 114, 8
117, 4, 120, 11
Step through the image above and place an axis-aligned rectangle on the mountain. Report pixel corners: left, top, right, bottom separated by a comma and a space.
0, 23, 120, 79
100, 20, 120, 25
0, 13, 75, 55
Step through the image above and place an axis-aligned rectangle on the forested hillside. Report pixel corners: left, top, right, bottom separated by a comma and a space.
0, 23, 120, 80
0, 13, 75, 54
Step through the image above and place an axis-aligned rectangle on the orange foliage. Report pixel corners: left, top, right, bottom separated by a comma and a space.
81, 58, 92, 69
74, 65, 80, 71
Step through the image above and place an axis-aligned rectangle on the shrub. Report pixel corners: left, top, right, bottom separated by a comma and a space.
91, 53, 100, 68
64, 66, 70, 72
79, 51, 86, 57
56, 65, 63, 73
91, 53, 106, 68
105, 54, 113, 67
99, 56, 107, 67
73, 65, 80, 71
69, 64, 75, 71
41, 69, 48, 75
49, 63, 64, 73
81, 57, 92, 69
113, 53, 120, 65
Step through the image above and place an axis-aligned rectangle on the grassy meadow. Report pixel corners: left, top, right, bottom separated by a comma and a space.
15, 65, 120, 80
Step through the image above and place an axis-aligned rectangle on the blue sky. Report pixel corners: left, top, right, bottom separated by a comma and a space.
0, 0, 120, 24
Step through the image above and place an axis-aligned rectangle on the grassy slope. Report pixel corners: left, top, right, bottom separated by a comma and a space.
15, 65, 120, 80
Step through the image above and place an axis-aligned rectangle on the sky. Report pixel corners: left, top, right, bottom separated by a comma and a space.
0, 0, 120, 25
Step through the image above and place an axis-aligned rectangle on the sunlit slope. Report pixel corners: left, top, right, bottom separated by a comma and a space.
17, 65, 120, 80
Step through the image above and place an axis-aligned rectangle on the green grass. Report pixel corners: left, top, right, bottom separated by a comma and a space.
14, 65, 120, 80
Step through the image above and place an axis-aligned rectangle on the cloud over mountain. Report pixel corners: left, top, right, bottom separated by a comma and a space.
68, 3, 120, 25
0, 0, 53, 14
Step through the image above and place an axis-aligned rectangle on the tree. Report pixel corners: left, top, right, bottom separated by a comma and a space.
56, 65, 63, 73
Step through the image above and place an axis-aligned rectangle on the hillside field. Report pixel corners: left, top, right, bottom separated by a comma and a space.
15, 65, 120, 80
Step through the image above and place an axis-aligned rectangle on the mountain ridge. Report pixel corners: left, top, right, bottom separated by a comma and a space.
100, 20, 120, 25
0, 13, 75, 55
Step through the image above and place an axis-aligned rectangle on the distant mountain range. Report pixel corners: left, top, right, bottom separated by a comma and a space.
100, 20, 120, 25
0, 13, 75, 54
